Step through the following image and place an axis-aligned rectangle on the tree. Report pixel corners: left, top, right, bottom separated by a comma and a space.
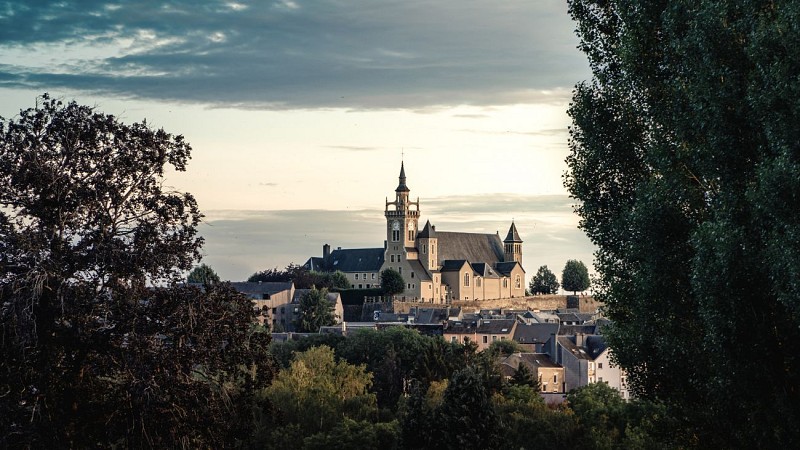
561, 260, 589, 294
294, 287, 335, 332
0, 95, 272, 447
380, 268, 405, 296
187, 263, 221, 284
565, 1, 800, 447
327, 270, 351, 290
529, 265, 560, 295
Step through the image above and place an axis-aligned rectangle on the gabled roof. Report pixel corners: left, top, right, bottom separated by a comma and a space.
328, 248, 385, 272
477, 319, 516, 335
513, 322, 559, 344
445, 320, 478, 334
229, 281, 293, 295
471, 262, 500, 278
504, 222, 522, 243
500, 352, 560, 370
558, 324, 597, 335
436, 231, 504, 265
440, 259, 470, 272
408, 260, 432, 281
303, 256, 325, 271
494, 261, 522, 276
557, 335, 608, 361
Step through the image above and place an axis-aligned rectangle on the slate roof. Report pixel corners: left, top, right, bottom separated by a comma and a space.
417, 220, 437, 238
445, 320, 478, 334
504, 222, 522, 243
327, 248, 385, 272
477, 319, 516, 335
514, 322, 559, 345
501, 353, 560, 370
558, 324, 597, 335
494, 261, 521, 276
303, 256, 325, 271
408, 260, 432, 281
436, 231, 505, 266
396, 161, 410, 192
440, 259, 470, 272
471, 262, 501, 278
229, 282, 293, 296
557, 335, 608, 360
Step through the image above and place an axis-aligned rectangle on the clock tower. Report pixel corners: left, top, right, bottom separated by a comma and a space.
385, 162, 420, 250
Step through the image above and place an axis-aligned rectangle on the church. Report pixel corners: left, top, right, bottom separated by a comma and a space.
304, 163, 526, 303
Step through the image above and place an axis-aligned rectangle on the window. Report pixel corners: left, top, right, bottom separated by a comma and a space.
355, 273, 359, 280
371, 273, 376, 279
363, 273, 367, 280
391, 255, 395, 262
464, 273, 470, 286
476, 277, 482, 287
492, 336, 497, 342
271, 308, 277, 314
598, 363, 603, 369
482, 336, 488, 344
451, 336, 457, 343
411, 272, 415, 279
262, 293, 271, 299
407, 283, 411, 289
398, 267, 402, 274
553, 374, 558, 383
392, 230, 400, 241
423, 244, 427, 254
515, 275, 521, 288
503, 278, 508, 288
358, 284, 363, 289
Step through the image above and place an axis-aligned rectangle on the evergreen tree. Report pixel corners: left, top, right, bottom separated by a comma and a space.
529, 265, 560, 294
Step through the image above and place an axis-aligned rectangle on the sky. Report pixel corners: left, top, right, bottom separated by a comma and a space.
0, 0, 596, 287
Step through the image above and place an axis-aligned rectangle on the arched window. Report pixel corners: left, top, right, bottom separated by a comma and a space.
503, 278, 508, 288
476, 277, 482, 287
464, 272, 470, 286
515, 275, 521, 288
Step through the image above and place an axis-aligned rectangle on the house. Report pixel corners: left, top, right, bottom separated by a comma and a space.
475, 318, 517, 351
443, 320, 478, 345
229, 281, 294, 328
500, 352, 566, 394
554, 334, 630, 399
513, 322, 559, 353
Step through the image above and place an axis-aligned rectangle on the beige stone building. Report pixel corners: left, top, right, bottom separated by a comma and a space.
380, 162, 525, 302
306, 162, 526, 303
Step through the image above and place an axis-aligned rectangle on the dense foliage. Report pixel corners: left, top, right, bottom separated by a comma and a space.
565, 1, 800, 447
294, 287, 336, 332
0, 95, 273, 448
529, 265, 560, 294
248, 264, 350, 290
381, 268, 405, 295
187, 262, 221, 284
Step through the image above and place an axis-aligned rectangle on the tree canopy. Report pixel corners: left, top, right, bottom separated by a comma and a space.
0, 95, 272, 448
294, 287, 336, 332
187, 263, 221, 284
529, 265, 560, 295
561, 260, 590, 294
380, 268, 405, 296
566, 1, 800, 447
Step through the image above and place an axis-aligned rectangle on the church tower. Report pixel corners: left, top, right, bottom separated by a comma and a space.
417, 220, 438, 271
385, 162, 420, 250
503, 221, 523, 263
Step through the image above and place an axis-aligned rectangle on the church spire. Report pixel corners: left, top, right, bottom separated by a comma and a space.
396, 161, 409, 192
503, 221, 523, 263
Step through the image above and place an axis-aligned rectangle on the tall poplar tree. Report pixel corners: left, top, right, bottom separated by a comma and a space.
565, 1, 800, 447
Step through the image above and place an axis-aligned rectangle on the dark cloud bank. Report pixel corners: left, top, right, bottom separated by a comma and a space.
0, 0, 588, 109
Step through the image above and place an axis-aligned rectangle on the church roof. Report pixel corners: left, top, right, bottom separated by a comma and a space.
436, 231, 504, 265
408, 260, 432, 281
471, 262, 500, 279
494, 261, 522, 276
504, 222, 522, 243
328, 248, 385, 272
440, 259, 471, 272
417, 220, 436, 238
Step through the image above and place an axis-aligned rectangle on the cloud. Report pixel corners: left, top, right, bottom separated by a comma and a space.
197, 194, 596, 282
326, 145, 381, 152
0, 0, 590, 110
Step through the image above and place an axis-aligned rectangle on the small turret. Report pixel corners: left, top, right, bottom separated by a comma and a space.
503, 221, 523, 263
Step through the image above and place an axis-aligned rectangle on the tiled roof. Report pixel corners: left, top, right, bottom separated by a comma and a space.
436, 231, 504, 266
328, 248, 385, 272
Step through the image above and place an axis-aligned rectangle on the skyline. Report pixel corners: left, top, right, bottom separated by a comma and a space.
0, 1, 595, 284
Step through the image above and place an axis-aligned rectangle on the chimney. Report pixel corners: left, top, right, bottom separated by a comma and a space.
323, 243, 331, 262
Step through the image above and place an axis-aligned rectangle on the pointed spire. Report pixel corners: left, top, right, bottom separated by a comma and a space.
418, 220, 437, 238
504, 221, 522, 243
396, 160, 410, 192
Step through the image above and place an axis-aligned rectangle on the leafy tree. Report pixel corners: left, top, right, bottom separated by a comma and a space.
263, 346, 376, 435
294, 287, 335, 332
487, 338, 524, 357
248, 267, 289, 282
327, 270, 351, 290
561, 259, 590, 294
510, 363, 540, 391
380, 268, 405, 296
566, 1, 800, 447
187, 262, 221, 284
0, 95, 272, 448
248, 266, 350, 290
529, 265, 560, 294
437, 366, 501, 450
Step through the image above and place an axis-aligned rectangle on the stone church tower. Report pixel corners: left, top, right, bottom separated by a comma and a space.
385, 162, 420, 249
503, 221, 523, 263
